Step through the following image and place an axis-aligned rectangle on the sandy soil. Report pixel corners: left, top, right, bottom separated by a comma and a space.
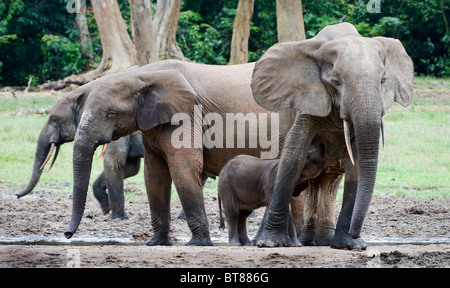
0, 186, 449, 268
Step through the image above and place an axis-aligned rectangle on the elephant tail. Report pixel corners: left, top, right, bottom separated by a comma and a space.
218, 194, 225, 231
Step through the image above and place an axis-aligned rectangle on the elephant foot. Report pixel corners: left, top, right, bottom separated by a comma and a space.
186, 235, 214, 246
290, 236, 301, 247
299, 229, 316, 246
315, 227, 335, 246
253, 228, 291, 248
109, 211, 129, 220
239, 237, 253, 246
102, 207, 111, 215
145, 235, 173, 246
330, 231, 366, 250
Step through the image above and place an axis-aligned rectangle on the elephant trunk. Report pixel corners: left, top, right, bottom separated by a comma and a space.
64, 128, 96, 239
16, 127, 60, 198
347, 94, 382, 239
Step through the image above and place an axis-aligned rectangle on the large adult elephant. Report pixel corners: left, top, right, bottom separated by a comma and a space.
251, 23, 414, 250
63, 60, 283, 246
15, 79, 144, 219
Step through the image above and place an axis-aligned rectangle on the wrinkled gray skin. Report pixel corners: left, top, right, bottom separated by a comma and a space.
218, 143, 325, 246
16, 81, 208, 220
64, 60, 283, 246
251, 23, 414, 250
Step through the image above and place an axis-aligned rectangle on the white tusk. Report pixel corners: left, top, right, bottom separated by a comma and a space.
381, 116, 385, 151
343, 120, 355, 166
98, 143, 108, 163
40, 143, 55, 170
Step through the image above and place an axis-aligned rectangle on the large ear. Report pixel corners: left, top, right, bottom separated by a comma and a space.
374, 37, 414, 110
136, 69, 198, 131
251, 40, 331, 117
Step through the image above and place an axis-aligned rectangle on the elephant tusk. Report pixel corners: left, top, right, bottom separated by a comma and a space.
381, 116, 385, 151
98, 143, 108, 163
47, 144, 60, 172
343, 120, 355, 166
40, 143, 55, 170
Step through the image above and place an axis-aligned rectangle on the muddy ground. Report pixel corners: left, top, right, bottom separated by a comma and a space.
0, 185, 449, 268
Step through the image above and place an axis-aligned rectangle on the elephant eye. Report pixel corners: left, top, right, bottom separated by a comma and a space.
108, 111, 117, 119
381, 76, 387, 84
331, 78, 341, 86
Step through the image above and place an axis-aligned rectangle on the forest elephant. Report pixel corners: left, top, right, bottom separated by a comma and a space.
218, 142, 325, 246
15, 80, 143, 219
63, 60, 284, 246
251, 22, 414, 250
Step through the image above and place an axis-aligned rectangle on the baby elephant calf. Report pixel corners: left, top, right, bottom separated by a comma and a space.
218, 144, 325, 246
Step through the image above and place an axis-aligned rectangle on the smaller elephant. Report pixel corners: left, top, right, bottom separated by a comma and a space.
218, 143, 326, 246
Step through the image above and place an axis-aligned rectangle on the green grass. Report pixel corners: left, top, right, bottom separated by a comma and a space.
0, 76, 449, 202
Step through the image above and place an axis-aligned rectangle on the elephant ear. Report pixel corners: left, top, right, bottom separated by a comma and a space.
374, 37, 414, 110
251, 40, 331, 117
136, 69, 198, 131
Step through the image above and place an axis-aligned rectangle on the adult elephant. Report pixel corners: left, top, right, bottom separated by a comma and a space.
251, 23, 414, 250
15, 81, 143, 219
63, 60, 283, 246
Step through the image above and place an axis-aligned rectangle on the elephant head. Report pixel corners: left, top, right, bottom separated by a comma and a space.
16, 84, 93, 198
64, 66, 198, 239
251, 23, 413, 248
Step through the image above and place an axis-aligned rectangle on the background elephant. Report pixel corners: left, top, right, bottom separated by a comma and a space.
218, 142, 325, 246
15, 82, 143, 219
63, 59, 283, 246
251, 23, 414, 250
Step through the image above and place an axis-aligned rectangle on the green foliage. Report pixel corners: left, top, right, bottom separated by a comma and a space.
40, 34, 84, 81
0, 0, 448, 87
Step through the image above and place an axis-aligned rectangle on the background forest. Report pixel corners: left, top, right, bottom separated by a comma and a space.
0, 0, 449, 88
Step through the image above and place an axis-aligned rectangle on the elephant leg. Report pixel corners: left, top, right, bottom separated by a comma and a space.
103, 139, 130, 220
290, 195, 304, 238
176, 172, 210, 220
299, 178, 320, 246
92, 171, 110, 215
144, 149, 173, 246
254, 114, 314, 247
226, 211, 241, 246
288, 213, 301, 246
168, 150, 213, 246
237, 210, 252, 246
315, 172, 343, 246
331, 159, 366, 250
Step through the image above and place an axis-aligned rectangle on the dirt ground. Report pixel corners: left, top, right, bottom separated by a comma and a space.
0, 186, 449, 268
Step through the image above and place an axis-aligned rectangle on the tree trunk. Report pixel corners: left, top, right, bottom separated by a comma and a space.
152, 0, 186, 61
129, 0, 154, 65
276, 0, 306, 137
229, 0, 255, 65
75, 0, 95, 70
66, 0, 137, 85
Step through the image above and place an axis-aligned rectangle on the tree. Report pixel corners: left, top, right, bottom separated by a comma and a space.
152, 0, 186, 60
129, 0, 154, 65
65, 0, 136, 85
276, 0, 306, 43
75, 0, 95, 70
276, 0, 306, 137
229, 0, 255, 64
